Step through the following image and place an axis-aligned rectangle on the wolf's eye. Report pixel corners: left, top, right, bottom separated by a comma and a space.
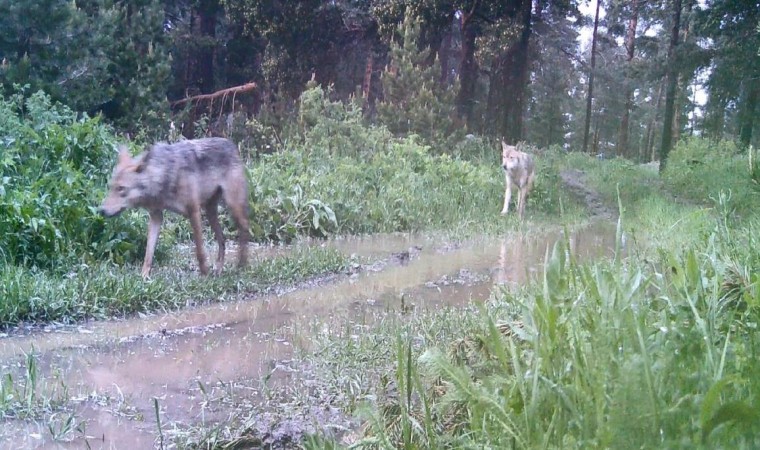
117, 186, 127, 197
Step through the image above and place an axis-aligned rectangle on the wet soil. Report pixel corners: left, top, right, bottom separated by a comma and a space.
560, 169, 618, 220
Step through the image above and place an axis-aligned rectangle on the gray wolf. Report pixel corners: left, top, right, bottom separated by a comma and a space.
500, 141, 535, 218
99, 137, 250, 277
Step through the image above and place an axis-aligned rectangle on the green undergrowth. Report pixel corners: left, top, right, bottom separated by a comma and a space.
0, 87, 583, 328
299, 213, 760, 449
286, 150, 760, 449
662, 139, 760, 217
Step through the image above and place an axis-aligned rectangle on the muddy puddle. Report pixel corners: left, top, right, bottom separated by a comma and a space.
0, 222, 618, 449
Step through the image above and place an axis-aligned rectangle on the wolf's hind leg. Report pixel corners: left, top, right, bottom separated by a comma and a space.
189, 206, 210, 275
205, 199, 225, 275
223, 177, 249, 268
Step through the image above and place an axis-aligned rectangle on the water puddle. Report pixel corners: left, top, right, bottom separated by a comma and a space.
0, 223, 617, 448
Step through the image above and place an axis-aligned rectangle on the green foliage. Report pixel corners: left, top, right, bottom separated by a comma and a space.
332, 214, 760, 449
376, 11, 461, 149
297, 82, 392, 158
0, 90, 144, 269
0, 246, 348, 328
696, 0, 760, 145
248, 180, 338, 243
0, 0, 170, 135
248, 136, 508, 238
662, 138, 759, 216
0, 0, 82, 100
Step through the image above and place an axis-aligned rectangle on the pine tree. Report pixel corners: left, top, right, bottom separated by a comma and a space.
376, 11, 459, 148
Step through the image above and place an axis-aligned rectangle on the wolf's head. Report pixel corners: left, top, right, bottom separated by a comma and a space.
501, 140, 521, 171
99, 146, 147, 217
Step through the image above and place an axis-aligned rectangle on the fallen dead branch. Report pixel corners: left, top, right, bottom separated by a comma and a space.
171, 82, 257, 108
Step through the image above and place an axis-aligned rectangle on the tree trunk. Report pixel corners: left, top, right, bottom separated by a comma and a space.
439, 22, 453, 84
617, 0, 638, 157
659, 0, 682, 173
457, 1, 480, 128
362, 53, 374, 109
672, 0, 693, 144
738, 79, 759, 148
704, 93, 727, 139
486, 0, 532, 141
194, 0, 220, 94
645, 81, 665, 162
582, 0, 602, 153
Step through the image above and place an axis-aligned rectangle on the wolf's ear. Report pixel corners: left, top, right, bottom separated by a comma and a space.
117, 146, 132, 165
501, 140, 510, 155
134, 150, 152, 173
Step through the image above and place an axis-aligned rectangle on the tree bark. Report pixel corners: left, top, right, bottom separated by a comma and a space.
361, 53, 374, 109
486, 0, 532, 141
659, 0, 682, 173
738, 80, 759, 148
194, 0, 220, 94
617, 0, 638, 158
438, 20, 453, 84
456, 0, 480, 128
582, 0, 602, 153
645, 80, 664, 162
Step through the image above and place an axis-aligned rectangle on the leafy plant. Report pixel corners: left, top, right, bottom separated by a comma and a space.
0, 89, 145, 269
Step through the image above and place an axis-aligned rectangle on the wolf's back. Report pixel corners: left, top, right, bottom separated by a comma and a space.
137, 138, 244, 206
155, 138, 242, 172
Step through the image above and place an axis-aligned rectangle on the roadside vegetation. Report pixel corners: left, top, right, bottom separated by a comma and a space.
282, 145, 759, 449
0, 86, 580, 330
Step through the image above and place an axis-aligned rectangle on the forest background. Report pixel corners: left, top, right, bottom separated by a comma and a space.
1, 0, 757, 165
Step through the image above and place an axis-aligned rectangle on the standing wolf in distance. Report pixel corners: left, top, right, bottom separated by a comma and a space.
500, 140, 535, 219
99, 137, 250, 278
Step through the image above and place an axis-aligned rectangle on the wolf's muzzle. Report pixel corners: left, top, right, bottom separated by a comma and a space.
98, 207, 121, 218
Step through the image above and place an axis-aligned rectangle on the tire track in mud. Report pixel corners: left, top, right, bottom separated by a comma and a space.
560, 169, 618, 221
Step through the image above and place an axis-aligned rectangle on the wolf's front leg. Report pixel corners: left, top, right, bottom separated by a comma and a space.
142, 211, 163, 278
516, 187, 523, 217
501, 175, 512, 215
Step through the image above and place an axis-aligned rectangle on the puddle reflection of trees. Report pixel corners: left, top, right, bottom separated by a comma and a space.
495, 224, 616, 287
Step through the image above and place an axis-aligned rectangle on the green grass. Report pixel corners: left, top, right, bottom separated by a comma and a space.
283, 152, 760, 449
0, 350, 70, 420
298, 226, 760, 449
0, 246, 349, 328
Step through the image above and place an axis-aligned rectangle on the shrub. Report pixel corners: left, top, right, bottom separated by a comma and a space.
0, 90, 145, 270
663, 138, 758, 216
297, 82, 393, 158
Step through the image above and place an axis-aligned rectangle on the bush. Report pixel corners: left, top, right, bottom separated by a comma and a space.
247, 134, 566, 239
0, 90, 145, 270
297, 82, 393, 158
663, 138, 759, 216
